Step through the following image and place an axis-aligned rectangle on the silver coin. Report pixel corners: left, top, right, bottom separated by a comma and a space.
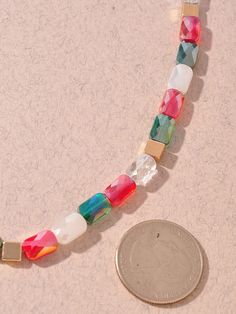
115, 220, 203, 304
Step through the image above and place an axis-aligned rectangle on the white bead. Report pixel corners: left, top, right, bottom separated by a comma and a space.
52, 212, 87, 245
126, 154, 158, 186
168, 64, 193, 94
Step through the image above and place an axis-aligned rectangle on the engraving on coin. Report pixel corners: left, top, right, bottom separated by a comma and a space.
115, 220, 203, 304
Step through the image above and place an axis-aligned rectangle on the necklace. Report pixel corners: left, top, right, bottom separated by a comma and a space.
0, 0, 201, 262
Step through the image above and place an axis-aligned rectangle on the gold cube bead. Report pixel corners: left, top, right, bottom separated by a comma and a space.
182, 3, 199, 17
144, 139, 165, 161
2, 242, 22, 262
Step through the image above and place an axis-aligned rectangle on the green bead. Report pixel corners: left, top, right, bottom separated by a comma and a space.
176, 42, 199, 68
150, 114, 175, 145
78, 193, 111, 224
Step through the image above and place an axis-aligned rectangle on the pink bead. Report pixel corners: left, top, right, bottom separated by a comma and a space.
180, 16, 201, 44
159, 89, 184, 119
104, 174, 136, 207
22, 230, 58, 261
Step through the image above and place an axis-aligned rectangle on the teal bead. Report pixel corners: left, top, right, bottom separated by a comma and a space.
176, 42, 199, 68
150, 114, 175, 145
78, 193, 111, 224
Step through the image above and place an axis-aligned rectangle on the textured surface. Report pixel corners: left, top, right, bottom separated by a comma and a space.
0, 0, 235, 313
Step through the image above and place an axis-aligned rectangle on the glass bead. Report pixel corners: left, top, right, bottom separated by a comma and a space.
126, 154, 157, 186
176, 42, 199, 68
180, 16, 201, 44
159, 89, 184, 119
22, 230, 58, 261
168, 64, 193, 94
104, 174, 136, 207
150, 114, 175, 145
78, 193, 111, 224
52, 212, 87, 245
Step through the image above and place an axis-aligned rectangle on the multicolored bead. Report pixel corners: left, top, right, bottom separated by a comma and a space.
176, 42, 199, 68
159, 89, 184, 119
150, 114, 175, 145
22, 230, 58, 261
104, 174, 136, 207
180, 16, 201, 44
78, 193, 111, 224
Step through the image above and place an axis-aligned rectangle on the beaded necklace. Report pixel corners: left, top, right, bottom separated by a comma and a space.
0, 0, 201, 262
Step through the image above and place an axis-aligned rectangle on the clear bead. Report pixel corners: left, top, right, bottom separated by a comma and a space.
52, 212, 87, 245
126, 154, 158, 186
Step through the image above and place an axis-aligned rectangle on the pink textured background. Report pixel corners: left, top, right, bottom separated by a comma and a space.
0, 0, 235, 313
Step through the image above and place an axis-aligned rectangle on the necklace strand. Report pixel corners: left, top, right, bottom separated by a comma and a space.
0, 0, 201, 262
